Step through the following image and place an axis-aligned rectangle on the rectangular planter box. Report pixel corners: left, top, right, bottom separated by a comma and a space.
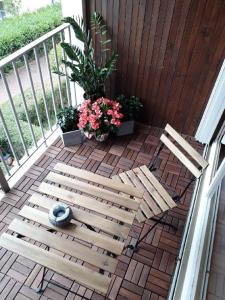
117, 120, 135, 136
60, 128, 83, 146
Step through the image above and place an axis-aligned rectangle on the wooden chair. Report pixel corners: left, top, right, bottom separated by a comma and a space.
112, 124, 208, 251
112, 165, 177, 251
149, 124, 209, 201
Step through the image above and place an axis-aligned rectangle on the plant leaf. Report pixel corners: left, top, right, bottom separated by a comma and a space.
63, 16, 86, 43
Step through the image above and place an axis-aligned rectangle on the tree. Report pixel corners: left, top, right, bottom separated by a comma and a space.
3, 0, 21, 16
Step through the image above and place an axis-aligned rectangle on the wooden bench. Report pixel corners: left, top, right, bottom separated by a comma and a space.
0, 163, 143, 296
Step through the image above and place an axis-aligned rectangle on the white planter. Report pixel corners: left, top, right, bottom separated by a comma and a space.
83, 131, 94, 139
60, 128, 84, 146
117, 120, 135, 136
95, 132, 109, 142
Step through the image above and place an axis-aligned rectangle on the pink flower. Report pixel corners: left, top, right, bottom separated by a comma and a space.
78, 97, 123, 134
91, 121, 100, 130
107, 109, 113, 115
111, 118, 121, 127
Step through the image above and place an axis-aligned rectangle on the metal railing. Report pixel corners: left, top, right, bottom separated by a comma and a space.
0, 23, 77, 191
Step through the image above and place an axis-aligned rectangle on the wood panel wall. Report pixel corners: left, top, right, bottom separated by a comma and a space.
84, 0, 225, 135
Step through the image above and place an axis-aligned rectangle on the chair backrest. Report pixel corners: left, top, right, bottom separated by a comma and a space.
160, 124, 208, 179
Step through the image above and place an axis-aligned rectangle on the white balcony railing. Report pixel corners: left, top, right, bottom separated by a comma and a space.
0, 23, 77, 192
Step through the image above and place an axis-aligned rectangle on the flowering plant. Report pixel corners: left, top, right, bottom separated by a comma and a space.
78, 97, 123, 138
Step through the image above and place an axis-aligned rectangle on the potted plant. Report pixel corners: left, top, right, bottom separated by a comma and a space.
55, 13, 118, 102
57, 106, 83, 146
78, 97, 123, 142
116, 95, 143, 136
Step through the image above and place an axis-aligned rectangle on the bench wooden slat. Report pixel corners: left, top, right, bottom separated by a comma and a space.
0, 233, 111, 294
165, 124, 208, 169
46, 172, 139, 211
160, 134, 201, 178
133, 168, 169, 212
19, 206, 124, 255
140, 166, 176, 209
9, 219, 117, 273
39, 182, 135, 226
29, 194, 130, 239
54, 163, 144, 198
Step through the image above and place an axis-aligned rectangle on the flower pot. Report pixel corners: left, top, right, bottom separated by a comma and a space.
95, 132, 109, 142
117, 120, 135, 136
83, 131, 94, 139
60, 128, 84, 146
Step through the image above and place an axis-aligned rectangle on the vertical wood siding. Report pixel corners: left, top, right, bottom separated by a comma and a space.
85, 0, 225, 135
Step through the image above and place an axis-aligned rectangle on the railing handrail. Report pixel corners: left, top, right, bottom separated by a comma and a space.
0, 23, 69, 68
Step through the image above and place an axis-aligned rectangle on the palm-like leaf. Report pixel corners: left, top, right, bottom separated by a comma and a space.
58, 12, 118, 101
63, 16, 86, 43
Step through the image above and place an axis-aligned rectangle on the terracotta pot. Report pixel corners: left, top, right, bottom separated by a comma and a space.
95, 132, 109, 142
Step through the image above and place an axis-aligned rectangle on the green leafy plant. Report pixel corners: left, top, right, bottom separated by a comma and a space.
57, 106, 80, 133
55, 12, 118, 101
116, 95, 143, 121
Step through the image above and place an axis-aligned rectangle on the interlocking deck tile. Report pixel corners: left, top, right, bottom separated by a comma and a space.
109, 145, 125, 156
0, 123, 204, 299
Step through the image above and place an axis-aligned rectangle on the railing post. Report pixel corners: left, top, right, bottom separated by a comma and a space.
0, 167, 9, 193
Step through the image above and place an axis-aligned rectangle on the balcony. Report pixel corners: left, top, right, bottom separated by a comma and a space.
0, 27, 204, 296
0, 1, 224, 300
0, 25, 202, 294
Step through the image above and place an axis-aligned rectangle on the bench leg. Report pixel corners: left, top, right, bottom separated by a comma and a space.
36, 246, 49, 293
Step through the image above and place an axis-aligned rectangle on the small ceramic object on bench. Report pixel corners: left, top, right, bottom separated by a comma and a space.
48, 203, 72, 227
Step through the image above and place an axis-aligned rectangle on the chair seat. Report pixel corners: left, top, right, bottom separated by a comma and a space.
112, 165, 177, 223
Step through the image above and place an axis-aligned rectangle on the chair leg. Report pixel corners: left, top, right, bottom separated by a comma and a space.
172, 176, 196, 202
36, 246, 49, 293
126, 212, 170, 252
150, 217, 177, 230
149, 143, 165, 171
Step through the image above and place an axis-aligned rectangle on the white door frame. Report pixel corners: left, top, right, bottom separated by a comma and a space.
195, 59, 225, 144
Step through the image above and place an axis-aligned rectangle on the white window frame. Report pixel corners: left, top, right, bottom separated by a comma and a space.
207, 158, 225, 197
195, 59, 225, 144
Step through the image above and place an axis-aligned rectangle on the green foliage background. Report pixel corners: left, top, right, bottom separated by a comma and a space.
0, 3, 65, 173
0, 3, 62, 60
0, 81, 67, 160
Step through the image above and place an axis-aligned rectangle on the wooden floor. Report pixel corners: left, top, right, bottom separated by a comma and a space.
207, 176, 225, 300
0, 124, 203, 300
